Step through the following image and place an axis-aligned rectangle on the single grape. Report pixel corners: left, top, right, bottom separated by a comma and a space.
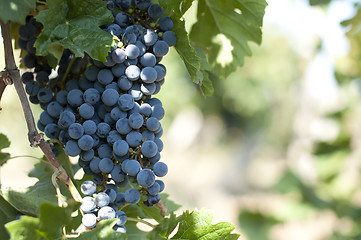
113, 140, 129, 156
98, 206, 116, 220
115, 211, 127, 226
79, 103, 95, 119
153, 162, 168, 177
44, 123, 60, 139
137, 169, 155, 187
68, 123, 84, 140
126, 131, 143, 147
141, 140, 158, 158
80, 196, 96, 212
82, 213, 97, 228
128, 112, 144, 129
78, 135, 94, 151
65, 140, 81, 157
124, 188, 141, 204
123, 160, 141, 176
95, 192, 110, 208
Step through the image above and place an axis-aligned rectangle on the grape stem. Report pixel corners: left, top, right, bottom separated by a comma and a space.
127, 217, 156, 228
0, 19, 82, 203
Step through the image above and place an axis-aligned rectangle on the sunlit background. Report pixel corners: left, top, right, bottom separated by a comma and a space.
2, 0, 361, 239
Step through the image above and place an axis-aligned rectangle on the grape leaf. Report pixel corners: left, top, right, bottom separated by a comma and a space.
159, 0, 214, 95
5, 202, 79, 240
74, 219, 127, 240
171, 209, 239, 240
0, 133, 10, 166
0, 133, 10, 150
147, 212, 179, 240
190, 0, 267, 78
0, 0, 35, 24
0, 195, 20, 240
35, 0, 114, 67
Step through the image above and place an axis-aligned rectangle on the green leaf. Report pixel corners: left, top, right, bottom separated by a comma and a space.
0, 0, 35, 24
159, 0, 215, 95
190, 0, 267, 78
74, 219, 127, 240
0, 133, 10, 150
238, 210, 282, 240
0, 195, 20, 240
147, 212, 179, 240
5, 202, 79, 240
35, 0, 114, 67
171, 209, 239, 240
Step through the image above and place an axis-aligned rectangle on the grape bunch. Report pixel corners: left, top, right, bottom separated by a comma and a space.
18, 0, 176, 233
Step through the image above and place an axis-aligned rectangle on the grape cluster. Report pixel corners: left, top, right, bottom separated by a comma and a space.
18, 0, 176, 233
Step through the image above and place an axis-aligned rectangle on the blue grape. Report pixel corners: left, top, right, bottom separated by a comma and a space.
78, 135, 94, 151
82, 213, 97, 228
115, 12, 129, 27
85, 65, 100, 82
80, 149, 95, 161
108, 23, 122, 37
137, 169, 155, 187
47, 101, 63, 118
98, 144, 113, 158
80, 196, 96, 212
141, 82, 156, 95
162, 31, 177, 46
118, 94, 134, 111
140, 67, 157, 83
98, 206, 116, 220
79, 103, 95, 119
81, 180, 97, 196
18, 23, 36, 41
37, 88, 53, 103
110, 107, 127, 121
105, 82, 119, 91
58, 111, 76, 129
113, 140, 129, 156
115, 211, 127, 226
153, 40, 169, 57
112, 48, 126, 63
117, 75, 133, 91
155, 179, 165, 192
147, 194, 160, 205
65, 79, 80, 91
65, 140, 81, 157
113, 225, 126, 233
128, 113, 144, 129
37, 121, 45, 131
135, 41, 146, 56
140, 53, 156, 67
146, 117, 161, 132
112, 63, 126, 77
142, 130, 155, 141
111, 165, 126, 182
141, 140, 158, 158
90, 157, 102, 174
115, 0, 130, 11
123, 160, 141, 176
148, 98, 162, 106
36, 71, 49, 84
148, 3, 163, 20
135, 0, 151, 10
129, 83, 143, 101
83, 120, 97, 135
97, 122, 111, 138
159, 16, 174, 31
141, 29, 158, 46
114, 192, 126, 206
99, 158, 114, 173
40, 111, 54, 125
22, 53, 36, 68
139, 103, 152, 116
125, 44, 140, 59
154, 64, 166, 81
107, 130, 123, 145
102, 88, 119, 107
147, 182, 160, 195
79, 76, 94, 91
68, 123, 84, 140
124, 188, 141, 204
154, 137, 163, 152
83, 88, 100, 105
122, 32, 137, 45
44, 123, 60, 139
67, 89, 84, 107
104, 188, 117, 203
116, 117, 132, 135
153, 162, 168, 177
97, 69, 113, 85
126, 131, 142, 147
125, 65, 140, 81
151, 105, 165, 120
25, 81, 40, 96
21, 72, 33, 84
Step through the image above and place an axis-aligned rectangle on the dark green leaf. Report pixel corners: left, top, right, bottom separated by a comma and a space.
35, 0, 114, 67
0, 0, 35, 24
0, 152, 11, 166
147, 212, 179, 240
125, 221, 149, 240
171, 209, 239, 240
74, 219, 127, 240
5, 202, 79, 240
0, 133, 10, 150
0, 195, 20, 240
190, 0, 267, 78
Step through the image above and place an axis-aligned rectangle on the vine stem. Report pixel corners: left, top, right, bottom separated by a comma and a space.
127, 217, 156, 228
0, 19, 82, 203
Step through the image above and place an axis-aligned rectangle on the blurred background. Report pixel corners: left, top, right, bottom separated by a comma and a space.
2, 0, 361, 239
